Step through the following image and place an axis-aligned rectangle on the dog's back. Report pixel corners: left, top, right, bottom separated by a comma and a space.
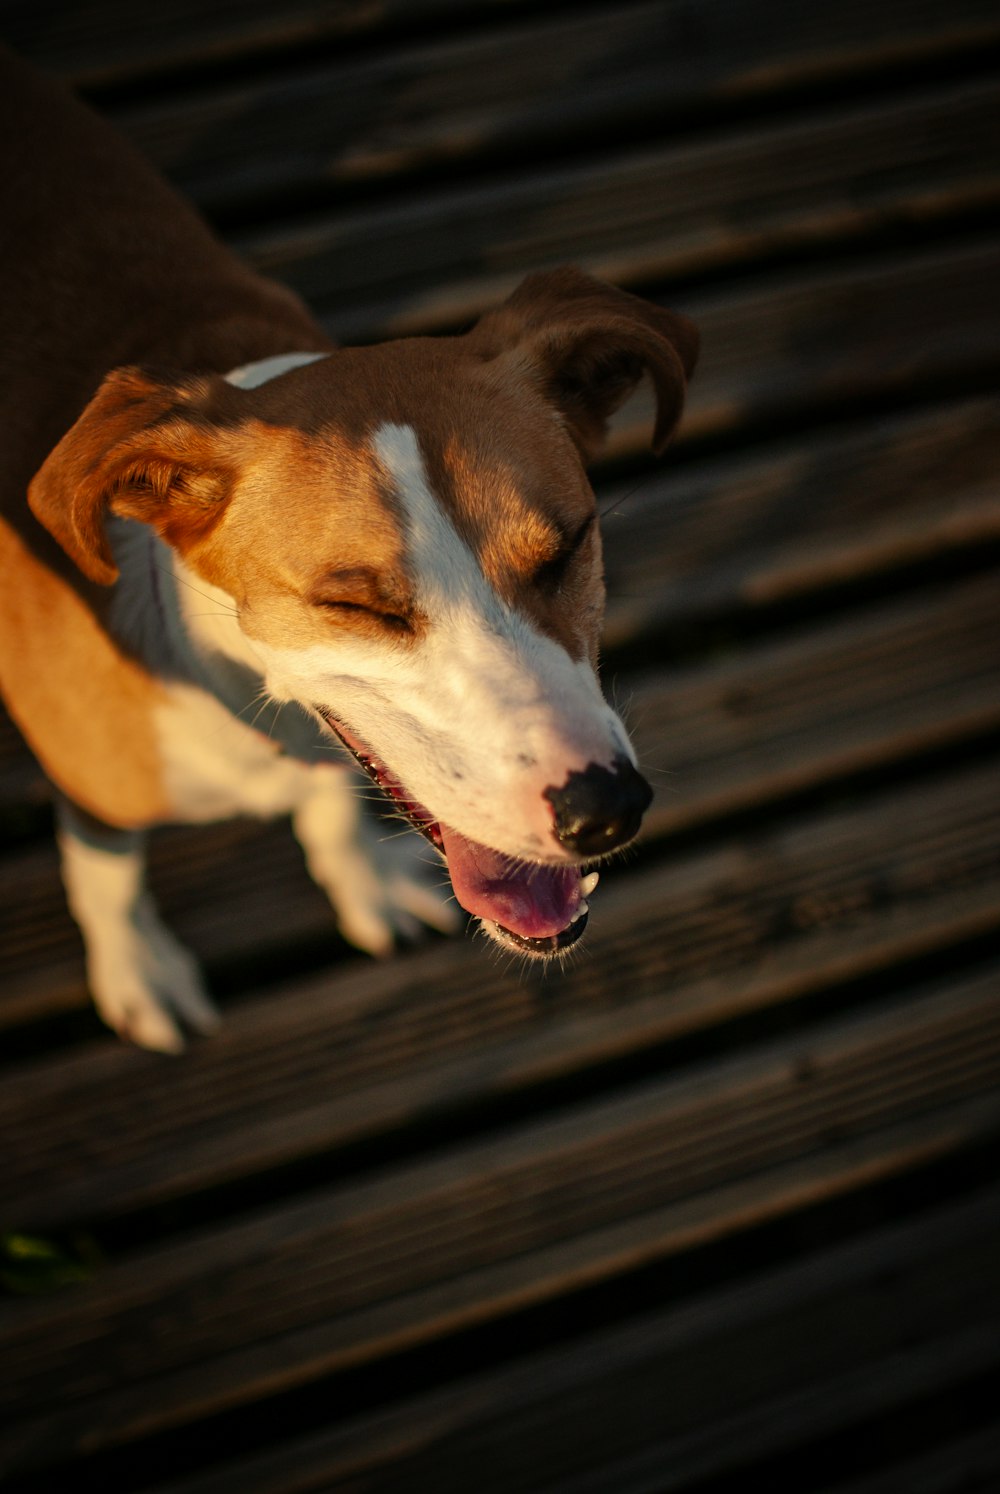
0, 45, 324, 475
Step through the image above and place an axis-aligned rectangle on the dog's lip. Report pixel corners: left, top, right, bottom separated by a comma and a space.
480, 907, 590, 956
315, 707, 589, 951
316, 707, 443, 848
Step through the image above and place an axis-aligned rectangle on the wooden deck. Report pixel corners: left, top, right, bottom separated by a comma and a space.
2, 2, 1000, 1489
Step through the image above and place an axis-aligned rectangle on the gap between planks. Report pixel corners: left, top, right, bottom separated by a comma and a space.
230, 76, 1000, 322
143, 1190, 1000, 1494
1, 963, 998, 1474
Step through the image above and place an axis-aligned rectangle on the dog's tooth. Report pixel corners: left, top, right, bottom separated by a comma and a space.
581, 871, 599, 896
574, 898, 589, 921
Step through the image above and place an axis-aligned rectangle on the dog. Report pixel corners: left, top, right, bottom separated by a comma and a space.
0, 46, 698, 1052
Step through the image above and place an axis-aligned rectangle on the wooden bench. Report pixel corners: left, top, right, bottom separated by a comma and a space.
1, 2, 999, 1489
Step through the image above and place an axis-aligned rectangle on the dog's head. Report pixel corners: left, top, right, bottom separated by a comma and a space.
30, 269, 697, 954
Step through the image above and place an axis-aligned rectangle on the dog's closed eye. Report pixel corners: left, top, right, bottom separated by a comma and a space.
315, 597, 414, 633
310, 568, 415, 633
531, 512, 595, 592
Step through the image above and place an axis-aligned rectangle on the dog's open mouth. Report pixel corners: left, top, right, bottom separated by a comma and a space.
317, 709, 594, 954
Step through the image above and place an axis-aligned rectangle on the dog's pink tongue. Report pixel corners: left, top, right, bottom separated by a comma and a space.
440, 825, 581, 937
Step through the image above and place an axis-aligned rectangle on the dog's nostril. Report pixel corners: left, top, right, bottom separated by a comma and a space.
544, 755, 653, 857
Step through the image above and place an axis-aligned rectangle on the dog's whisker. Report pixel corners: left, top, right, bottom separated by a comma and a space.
231, 690, 270, 727
234, 685, 281, 736
597, 469, 657, 522
264, 698, 287, 742
248, 697, 276, 735
155, 561, 239, 617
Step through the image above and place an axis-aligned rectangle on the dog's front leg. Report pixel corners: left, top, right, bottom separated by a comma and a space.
56, 799, 219, 1053
292, 765, 462, 957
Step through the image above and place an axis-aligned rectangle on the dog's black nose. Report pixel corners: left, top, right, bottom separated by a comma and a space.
544, 756, 653, 857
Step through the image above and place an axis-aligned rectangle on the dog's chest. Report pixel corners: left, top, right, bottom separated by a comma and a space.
153, 680, 323, 823
106, 520, 335, 823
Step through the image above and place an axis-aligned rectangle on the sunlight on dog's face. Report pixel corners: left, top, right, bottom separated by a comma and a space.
183, 347, 635, 864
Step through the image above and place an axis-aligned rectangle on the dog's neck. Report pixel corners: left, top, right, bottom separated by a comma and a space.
121, 524, 331, 758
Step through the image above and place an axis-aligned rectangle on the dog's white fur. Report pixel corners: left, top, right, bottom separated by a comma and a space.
251, 422, 634, 859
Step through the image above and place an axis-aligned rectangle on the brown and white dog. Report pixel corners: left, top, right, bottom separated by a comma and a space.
0, 47, 698, 1051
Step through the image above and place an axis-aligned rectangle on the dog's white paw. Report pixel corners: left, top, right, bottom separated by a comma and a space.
88, 895, 220, 1054
333, 824, 463, 958
294, 774, 462, 958
57, 813, 220, 1054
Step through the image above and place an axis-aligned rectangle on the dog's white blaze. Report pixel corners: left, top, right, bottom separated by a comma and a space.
375, 422, 629, 768
373, 423, 507, 613
224, 351, 329, 389
253, 422, 633, 859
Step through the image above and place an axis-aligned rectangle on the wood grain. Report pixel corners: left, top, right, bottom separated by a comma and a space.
2, 965, 997, 1473
148, 1190, 1000, 1493
103, 29, 1000, 217
236, 84, 1000, 340
12, 0, 1000, 103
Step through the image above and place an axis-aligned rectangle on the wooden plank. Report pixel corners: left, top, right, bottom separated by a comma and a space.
13, 0, 1000, 101
2, 561, 999, 1029
622, 238, 1000, 453
822, 1428, 1000, 1494
601, 396, 1000, 646
157, 1357, 1000, 1492
105, 27, 1000, 216
109, 1, 709, 207
149, 1190, 1000, 1494
237, 82, 1000, 340
0, 708, 48, 817
547, 1326, 1000, 1494
2, 0, 538, 87
212, 77, 998, 319
2, 967, 998, 1473
630, 570, 1000, 834
3, 756, 1000, 1230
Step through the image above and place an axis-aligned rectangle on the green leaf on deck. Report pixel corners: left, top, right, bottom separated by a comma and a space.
1, 1232, 100, 1295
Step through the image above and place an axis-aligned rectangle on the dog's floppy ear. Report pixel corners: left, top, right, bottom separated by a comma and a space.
469, 267, 699, 461
28, 365, 244, 585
